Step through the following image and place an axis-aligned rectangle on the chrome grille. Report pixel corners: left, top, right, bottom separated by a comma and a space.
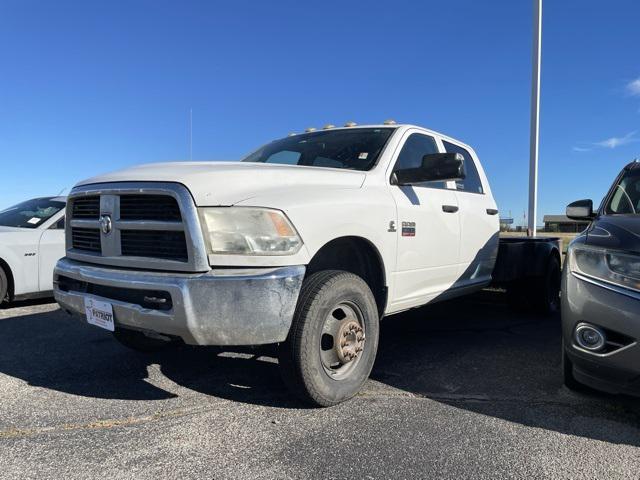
121, 230, 188, 261
71, 227, 101, 252
119, 195, 182, 221
71, 196, 100, 219
66, 183, 209, 272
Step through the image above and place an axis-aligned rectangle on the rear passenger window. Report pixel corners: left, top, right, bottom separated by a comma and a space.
442, 140, 484, 194
394, 133, 446, 189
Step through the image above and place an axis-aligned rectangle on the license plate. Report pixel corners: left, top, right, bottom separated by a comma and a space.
84, 297, 115, 332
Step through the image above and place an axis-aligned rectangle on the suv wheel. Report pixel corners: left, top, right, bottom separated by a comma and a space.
279, 270, 380, 407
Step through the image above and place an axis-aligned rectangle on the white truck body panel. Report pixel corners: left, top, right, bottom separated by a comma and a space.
72, 124, 499, 316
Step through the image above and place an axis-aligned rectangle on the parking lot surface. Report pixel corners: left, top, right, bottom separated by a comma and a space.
1, 292, 639, 479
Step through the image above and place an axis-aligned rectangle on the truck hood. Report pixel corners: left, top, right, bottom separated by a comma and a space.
77, 161, 367, 206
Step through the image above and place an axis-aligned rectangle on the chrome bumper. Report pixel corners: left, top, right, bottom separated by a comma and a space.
53, 258, 305, 346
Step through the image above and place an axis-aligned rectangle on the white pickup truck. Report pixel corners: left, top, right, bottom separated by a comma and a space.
0, 197, 66, 304
54, 123, 561, 406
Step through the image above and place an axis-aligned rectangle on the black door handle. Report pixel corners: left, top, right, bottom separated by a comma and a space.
442, 205, 459, 213
486, 208, 499, 215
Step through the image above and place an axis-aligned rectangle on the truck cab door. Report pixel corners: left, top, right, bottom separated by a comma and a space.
388, 131, 461, 311
38, 215, 66, 292
442, 140, 499, 288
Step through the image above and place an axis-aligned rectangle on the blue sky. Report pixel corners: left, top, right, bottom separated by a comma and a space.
1, 0, 639, 225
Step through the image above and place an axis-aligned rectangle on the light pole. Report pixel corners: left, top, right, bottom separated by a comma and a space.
528, 0, 542, 237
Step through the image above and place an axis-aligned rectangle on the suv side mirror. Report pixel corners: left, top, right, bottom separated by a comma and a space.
394, 153, 466, 185
566, 199, 595, 220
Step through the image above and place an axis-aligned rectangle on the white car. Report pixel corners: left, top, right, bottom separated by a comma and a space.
54, 123, 560, 406
0, 197, 66, 304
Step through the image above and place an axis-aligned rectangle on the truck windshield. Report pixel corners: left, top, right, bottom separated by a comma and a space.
606, 168, 640, 215
0, 198, 65, 229
241, 128, 395, 171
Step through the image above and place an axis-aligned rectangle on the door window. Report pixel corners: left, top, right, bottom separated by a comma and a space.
606, 169, 640, 215
442, 141, 484, 194
394, 133, 446, 189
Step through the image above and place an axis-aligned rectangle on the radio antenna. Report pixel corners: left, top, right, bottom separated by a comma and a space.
189, 107, 193, 161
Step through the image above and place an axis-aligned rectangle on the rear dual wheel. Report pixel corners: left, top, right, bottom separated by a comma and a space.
279, 270, 380, 407
534, 255, 561, 314
507, 255, 561, 315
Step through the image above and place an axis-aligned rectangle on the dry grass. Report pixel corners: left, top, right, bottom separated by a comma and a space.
499, 231, 577, 254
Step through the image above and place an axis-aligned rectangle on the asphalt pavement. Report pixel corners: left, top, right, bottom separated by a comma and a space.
0, 292, 638, 479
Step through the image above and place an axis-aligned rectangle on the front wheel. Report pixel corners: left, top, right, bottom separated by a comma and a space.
278, 270, 380, 407
0, 266, 8, 307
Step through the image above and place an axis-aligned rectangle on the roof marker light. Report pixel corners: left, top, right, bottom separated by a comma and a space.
323, 124, 335, 130
288, 132, 296, 137
344, 121, 357, 127
383, 119, 397, 125
305, 127, 316, 132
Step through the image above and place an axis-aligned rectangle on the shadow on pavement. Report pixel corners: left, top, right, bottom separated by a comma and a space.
0, 292, 639, 444
371, 291, 640, 447
0, 302, 175, 401
1, 296, 57, 309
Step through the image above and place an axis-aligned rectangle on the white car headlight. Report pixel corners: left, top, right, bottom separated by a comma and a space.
569, 244, 640, 293
198, 207, 302, 255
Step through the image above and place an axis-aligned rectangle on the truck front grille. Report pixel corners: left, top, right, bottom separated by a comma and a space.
71, 196, 100, 219
121, 230, 188, 261
66, 184, 204, 271
71, 227, 101, 252
119, 195, 182, 221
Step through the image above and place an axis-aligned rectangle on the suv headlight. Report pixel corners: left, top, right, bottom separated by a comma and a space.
198, 207, 302, 255
569, 244, 640, 293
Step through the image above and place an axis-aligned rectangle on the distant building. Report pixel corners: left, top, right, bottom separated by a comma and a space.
499, 217, 514, 231
543, 215, 589, 233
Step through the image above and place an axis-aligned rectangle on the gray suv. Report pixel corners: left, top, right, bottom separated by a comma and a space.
562, 160, 640, 396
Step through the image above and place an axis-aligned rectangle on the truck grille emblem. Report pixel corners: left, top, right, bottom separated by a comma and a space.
100, 214, 113, 235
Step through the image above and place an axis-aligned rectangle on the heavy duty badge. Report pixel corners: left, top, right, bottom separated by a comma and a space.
401, 221, 416, 236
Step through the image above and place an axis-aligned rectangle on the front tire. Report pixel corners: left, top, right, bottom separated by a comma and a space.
279, 270, 380, 407
0, 266, 8, 306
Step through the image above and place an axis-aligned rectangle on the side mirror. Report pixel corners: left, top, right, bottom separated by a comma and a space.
394, 153, 466, 185
566, 199, 595, 220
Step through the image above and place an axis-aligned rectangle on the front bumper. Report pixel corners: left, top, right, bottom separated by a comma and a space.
562, 267, 640, 396
54, 257, 305, 346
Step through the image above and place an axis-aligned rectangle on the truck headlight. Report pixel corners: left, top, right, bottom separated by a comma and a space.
569, 244, 640, 293
198, 207, 302, 255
